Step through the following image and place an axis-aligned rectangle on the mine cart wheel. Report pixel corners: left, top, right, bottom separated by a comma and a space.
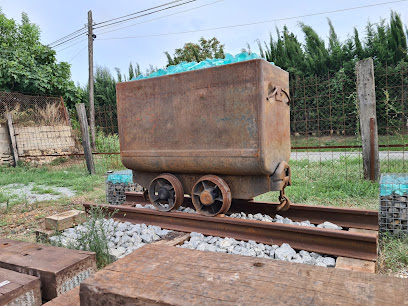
191, 175, 232, 216
148, 173, 184, 212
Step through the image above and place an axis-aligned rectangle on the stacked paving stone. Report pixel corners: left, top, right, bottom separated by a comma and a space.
380, 194, 408, 237
179, 232, 336, 267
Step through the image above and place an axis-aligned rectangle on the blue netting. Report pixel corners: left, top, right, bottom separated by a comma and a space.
379, 174, 408, 196
107, 170, 133, 184
131, 52, 273, 80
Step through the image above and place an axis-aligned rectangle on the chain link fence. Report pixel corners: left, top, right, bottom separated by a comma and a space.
0, 91, 79, 165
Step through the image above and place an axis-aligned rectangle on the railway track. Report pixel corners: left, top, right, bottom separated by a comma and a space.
124, 192, 378, 230
84, 193, 378, 261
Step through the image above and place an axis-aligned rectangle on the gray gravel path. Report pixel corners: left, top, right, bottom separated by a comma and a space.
291, 151, 407, 161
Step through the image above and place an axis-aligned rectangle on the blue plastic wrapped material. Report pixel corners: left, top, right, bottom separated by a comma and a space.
379, 173, 408, 196
107, 170, 133, 184
131, 52, 273, 81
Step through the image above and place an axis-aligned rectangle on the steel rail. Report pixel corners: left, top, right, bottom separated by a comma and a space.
83, 203, 378, 261
124, 192, 379, 230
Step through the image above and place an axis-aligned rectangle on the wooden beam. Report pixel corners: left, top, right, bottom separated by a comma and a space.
80, 244, 408, 305
6, 113, 18, 167
75, 103, 95, 175
356, 58, 380, 181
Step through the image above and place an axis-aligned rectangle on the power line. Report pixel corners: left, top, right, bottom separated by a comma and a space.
94, 0, 185, 26
94, 0, 223, 36
97, 0, 408, 41
93, 0, 197, 30
49, 0, 198, 49
48, 27, 87, 47
50, 30, 88, 49
55, 38, 87, 52
68, 45, 87, 63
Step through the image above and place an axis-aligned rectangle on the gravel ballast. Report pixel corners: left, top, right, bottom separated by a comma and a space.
50, 218, 171, 260
179, 232, 336, 267
135, 204, 343, 230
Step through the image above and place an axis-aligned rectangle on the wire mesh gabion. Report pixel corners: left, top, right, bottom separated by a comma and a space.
105, 169, 143, 205
379, 174, 408, 237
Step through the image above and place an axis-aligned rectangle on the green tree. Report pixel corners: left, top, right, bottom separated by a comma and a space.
389, 11, 407, 64
299, 22, 329, 75
164, 37, 225, 66
0, 10, 80, 107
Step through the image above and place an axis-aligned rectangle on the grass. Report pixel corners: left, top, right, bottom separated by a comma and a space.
0, 162, 103, 194
379, 234, 408, 275
31, 185, 61, 195
51, 206, 117, 269
256, 158, 378, 209
292, 134, 408, 152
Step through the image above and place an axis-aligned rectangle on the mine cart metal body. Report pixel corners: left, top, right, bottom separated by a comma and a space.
116, 58, 291, 215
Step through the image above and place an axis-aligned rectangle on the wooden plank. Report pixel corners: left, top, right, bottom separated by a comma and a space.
45, 210, 86, 231
153, 232, 191, 246
336, 228, 377, 273
349, 228, 378, 235
80, 244, 408, 305
6, 113, 18, 167
43, 287, 80, 306
0, 238, 96, 301
356, 58, 380, 181
336, 257, 376, 274
0, 267, 42, 306
75, 103, 95, 175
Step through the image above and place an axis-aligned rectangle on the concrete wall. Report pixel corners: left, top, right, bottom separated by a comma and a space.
0, 124, 78, 165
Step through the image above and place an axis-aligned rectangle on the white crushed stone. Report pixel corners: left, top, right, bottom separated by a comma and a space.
0, 182, 75, 206
179, 232, 336, 267
50, 218, 171, 260
134, 204, 343, 230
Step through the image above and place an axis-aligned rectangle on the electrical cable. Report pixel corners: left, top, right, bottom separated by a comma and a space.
49, 0, 198, 49
55, 38, 87, 52
93, 0, 185, 26
97, 0, 408, 41
48, 27, 87, 47
50, 30, 88, 49
68, 45, 88, 63
94, 0, 222, 36
93, 0, 197, 30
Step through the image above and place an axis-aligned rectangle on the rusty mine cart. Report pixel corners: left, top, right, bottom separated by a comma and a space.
116, 58, 291, 216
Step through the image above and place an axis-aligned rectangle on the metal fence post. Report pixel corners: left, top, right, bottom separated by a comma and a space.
76, 103, 95, 175
356, 58, 379, 181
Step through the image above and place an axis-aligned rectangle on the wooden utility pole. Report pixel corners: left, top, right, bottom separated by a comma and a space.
76, 103, 95, 174
88, 10, 96, 151
356, 58, 380, 181
6, 113, 18, 167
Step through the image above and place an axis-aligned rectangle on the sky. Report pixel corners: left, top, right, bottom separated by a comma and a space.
1, 0, 407, 86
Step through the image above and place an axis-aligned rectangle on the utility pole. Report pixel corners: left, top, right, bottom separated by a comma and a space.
88, 10, 96, 150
